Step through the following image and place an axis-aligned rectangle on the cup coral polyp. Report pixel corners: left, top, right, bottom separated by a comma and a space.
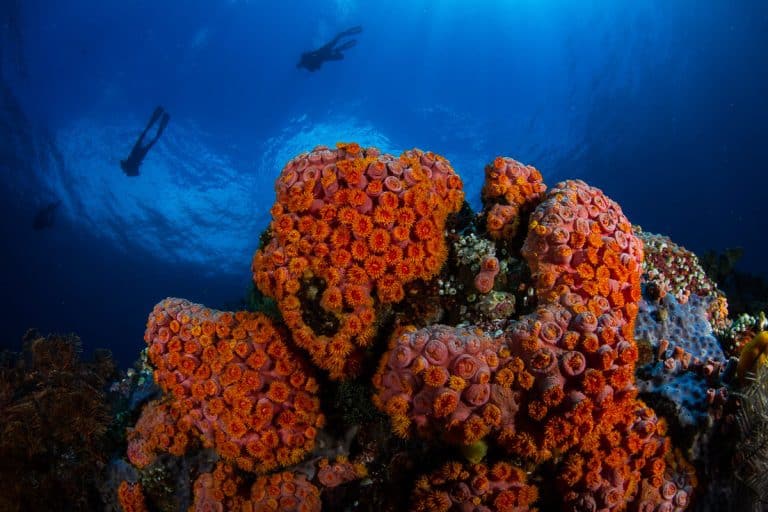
252, 143, 464, 379
142, 298, 325, 473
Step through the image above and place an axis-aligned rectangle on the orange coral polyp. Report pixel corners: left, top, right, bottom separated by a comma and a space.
373, 205, 395, 226
367, 180, 384, 196
406, 244, 424, 261
329, 226, 351, 248
344, 314, 364, 335
337, 206, 358, 225
433, 391, 459, 418
352, 215, 374, 237
344, 285, 368, 308
347, 188, 367, 207
395, 207, 416, 227
384, 245, 403, 266
368, 229, 391, 252
394, 261, 415, 281
364, 256, 387, 280
346, 265, 368, 284
267, 381, 290, 404
330, 249, 352, 269
357, 306, 375, 325
350, 240, 369, 261
311, 220, 331, 241
424, 365, 449, 387
391, 225, 410, 243
379, 191, 400, 210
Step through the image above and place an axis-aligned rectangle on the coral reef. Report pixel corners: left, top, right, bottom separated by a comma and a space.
101, 143, 768, 511
0, 329, 117, 511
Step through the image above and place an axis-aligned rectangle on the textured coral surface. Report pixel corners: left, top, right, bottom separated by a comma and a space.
375, 177, 695, 511
411, 461, 539, 512
143, 298, 325, 473
252, 143, 464, 379
373, 324, 503, 445
482, 156, 547, 242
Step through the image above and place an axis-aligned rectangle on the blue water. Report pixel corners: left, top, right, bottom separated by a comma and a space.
1, 0, 766, 367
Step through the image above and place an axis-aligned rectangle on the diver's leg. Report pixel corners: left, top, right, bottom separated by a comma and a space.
157, 112, 170, 138
145, 112, 170, 150
136, 107, 162, 146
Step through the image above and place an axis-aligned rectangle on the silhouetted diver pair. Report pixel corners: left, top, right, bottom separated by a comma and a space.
121, 106, 170, 177
297, 26, 362, 72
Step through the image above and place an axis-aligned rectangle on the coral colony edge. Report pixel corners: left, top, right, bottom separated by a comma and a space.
3, 142, 768, 512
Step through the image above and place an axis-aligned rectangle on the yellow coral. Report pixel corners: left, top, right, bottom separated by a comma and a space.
737, 331, 768, 384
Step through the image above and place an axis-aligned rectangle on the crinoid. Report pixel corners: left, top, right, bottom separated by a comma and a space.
730, 364, 768, 510
0, 329, 116, 511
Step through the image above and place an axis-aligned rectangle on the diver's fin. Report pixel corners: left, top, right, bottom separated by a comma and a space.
149, 106, 163, 125
336, 40, 357, 52
342, 26, 362, 36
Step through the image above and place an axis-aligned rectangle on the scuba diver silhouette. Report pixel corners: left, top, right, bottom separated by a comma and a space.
121, 106, 170, 177
32, 200, 61, 230
297, 26, 362, 72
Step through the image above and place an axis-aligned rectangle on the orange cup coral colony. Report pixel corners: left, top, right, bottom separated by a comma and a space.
481, 156, 547, 242
143, 298, 324, 474
252, 142, 464, 379
122, 144, 704, 512
373, 178, 695, 510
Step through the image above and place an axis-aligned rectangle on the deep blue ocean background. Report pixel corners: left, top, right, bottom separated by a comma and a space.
1, 1, 766, 368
